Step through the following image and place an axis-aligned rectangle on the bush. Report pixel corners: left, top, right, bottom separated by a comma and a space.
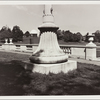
23, 63, 100, 95
1, 60, 100, 95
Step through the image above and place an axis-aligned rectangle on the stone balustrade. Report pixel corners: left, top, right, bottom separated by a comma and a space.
0, 43, 99, 60
60, 45, 98, 60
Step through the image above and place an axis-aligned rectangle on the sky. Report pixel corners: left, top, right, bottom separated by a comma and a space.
0, 3, 100, 35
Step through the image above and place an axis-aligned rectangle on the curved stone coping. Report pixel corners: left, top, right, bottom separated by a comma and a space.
29, 54, 68, 64
0, 43, 99, 49
60, 45, 97, 48
1, 44, 38, 46
14, 44, 38, 46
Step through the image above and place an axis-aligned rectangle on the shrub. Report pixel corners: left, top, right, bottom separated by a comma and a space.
23, 63, 100, 95
1, 60, 100, 95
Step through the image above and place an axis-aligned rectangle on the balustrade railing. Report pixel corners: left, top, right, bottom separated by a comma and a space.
60, 45, 98, 60
26, 45, 33, 50
0, 43, 99, 60
60, 46, 71, 54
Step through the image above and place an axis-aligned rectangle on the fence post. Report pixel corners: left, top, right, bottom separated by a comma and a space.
84, 48, 86, 60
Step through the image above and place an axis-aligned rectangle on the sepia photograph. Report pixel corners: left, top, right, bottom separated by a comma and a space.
0, 0, 100, 99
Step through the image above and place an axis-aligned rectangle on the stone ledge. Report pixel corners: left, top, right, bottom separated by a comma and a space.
23, 60, 77, 74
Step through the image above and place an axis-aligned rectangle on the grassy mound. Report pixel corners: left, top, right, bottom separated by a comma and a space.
0, 60, 100, 95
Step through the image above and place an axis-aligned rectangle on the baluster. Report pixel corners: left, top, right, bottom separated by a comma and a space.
70, 47, 71, 54
60, 46, 72, 54
63, 47, 65, 53
67, 47, 69, 54
64, 47, 66, 54
66, 47, 68, 54
61, 47, 64, 53
65, 47, 67, 54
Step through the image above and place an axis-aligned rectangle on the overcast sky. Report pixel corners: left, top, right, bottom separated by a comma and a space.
0, 3, 100, 35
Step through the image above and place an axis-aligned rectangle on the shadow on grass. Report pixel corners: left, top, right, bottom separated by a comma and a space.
0, 60, 32, 96
0, 60, 100, 95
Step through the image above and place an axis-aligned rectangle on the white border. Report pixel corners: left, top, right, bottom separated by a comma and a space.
0, 1, 100, 99
0, 1, 100, 5
0, 95, 100, 99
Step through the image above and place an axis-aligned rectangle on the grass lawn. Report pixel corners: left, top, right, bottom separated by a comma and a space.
0, 51, 100, 95
58, 40, 87, 45
21, 37, 100, 46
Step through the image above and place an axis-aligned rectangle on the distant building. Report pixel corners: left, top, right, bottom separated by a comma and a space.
30, 30, 38, 37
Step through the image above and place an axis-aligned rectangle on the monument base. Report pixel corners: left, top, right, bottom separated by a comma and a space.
23, 60, 77, 74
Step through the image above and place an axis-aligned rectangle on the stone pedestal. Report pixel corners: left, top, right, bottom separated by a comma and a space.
24, 60, 77, 74
86, 36, 97, 60
30, 31, 68, 64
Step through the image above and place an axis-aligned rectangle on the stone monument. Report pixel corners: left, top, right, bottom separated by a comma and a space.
86, 34, 97, 60
29, 5, 68, 64
24, 5, 77, 74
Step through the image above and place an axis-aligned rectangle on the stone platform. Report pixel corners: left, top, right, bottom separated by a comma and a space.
23, 60, 77, 74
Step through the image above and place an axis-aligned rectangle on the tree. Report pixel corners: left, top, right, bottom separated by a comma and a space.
85, 33, 89, 42
73, 33, 78, 42
25, 31, 30, 37
63, 30, 74, 42
12, 25, 23, 42
93, 30, 100, 42
0, 26, 13, 42
75, 32, 82, 42
56, 30, 64, 40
